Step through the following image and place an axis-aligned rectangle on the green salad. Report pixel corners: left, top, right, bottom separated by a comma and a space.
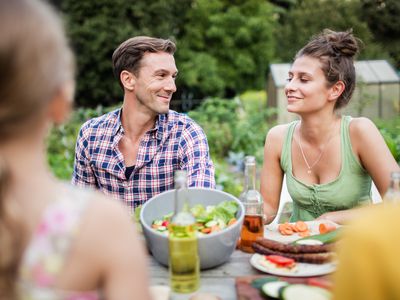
152, 201, 239, 236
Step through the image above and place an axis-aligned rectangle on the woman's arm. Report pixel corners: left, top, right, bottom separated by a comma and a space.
317, 118, 399, 225
90, 198, 152, 300
260, 125, 287, 223
350, 117, 400, 196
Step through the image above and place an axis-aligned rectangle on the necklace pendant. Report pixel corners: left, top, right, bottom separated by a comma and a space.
307, 169, 312, 174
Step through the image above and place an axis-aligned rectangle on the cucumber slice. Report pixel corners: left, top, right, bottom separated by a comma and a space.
295, 239, 323, 246
280, 284, 331, 300
205, 220, 218, 228
157, 226, 167, 232
153, 220, 163, 226
251, 277, 279, 290
294, 228, 340, 245
261, 281, 289, 299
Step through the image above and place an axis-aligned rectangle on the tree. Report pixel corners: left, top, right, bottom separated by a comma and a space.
176, 0, 277, 99
56, 0, 192, 107
360, 0, 400, 68
53, 0, 277, 106
275, 0, 391, 63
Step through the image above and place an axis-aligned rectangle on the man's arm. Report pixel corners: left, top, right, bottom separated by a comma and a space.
71, 125, 97, 187
179, 122, 215, 188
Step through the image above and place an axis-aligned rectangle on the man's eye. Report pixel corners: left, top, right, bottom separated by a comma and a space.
300, 78, 309, 83
286, 77, 292, 82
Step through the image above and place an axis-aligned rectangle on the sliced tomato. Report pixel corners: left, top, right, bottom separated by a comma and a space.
265, 255, 295, 267
201, 227, 212, 234
307, 277, 333, 290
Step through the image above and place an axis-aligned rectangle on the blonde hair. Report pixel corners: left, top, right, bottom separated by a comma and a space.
0, 0, 74, 298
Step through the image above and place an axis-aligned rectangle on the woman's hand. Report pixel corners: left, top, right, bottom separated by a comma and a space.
316, 210, 358, 225
316, 206, 371, 225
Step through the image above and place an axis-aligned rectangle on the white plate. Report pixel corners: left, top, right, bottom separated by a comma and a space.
264, 220, 339, 244
250, 253, 336, 277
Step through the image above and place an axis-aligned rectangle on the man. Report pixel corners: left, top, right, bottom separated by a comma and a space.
72, 36, 215, 211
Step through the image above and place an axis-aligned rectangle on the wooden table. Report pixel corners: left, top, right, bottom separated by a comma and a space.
149, 250, 261, 300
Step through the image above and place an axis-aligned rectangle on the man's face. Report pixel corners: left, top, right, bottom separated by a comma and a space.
133, 51, 178, 116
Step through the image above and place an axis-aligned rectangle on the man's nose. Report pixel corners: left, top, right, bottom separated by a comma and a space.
164, 77, 176, 93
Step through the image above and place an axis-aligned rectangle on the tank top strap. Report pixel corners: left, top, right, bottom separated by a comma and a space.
280, 121, 298, 173
341, 115, 358, 170
19, 186, 92, 288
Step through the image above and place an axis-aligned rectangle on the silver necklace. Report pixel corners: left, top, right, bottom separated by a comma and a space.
297, 122, 336, 175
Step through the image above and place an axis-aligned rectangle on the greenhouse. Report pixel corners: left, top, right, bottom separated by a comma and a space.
267, 60, 400, 124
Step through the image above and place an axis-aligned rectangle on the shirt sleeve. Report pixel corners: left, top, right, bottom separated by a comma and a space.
71, 123, 97, 188
178, 121, 215, 189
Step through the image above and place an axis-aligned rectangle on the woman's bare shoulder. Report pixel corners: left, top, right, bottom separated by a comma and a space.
265, 123, 292, 149
85, 191, 133, 228
264, 123, 292, 159
349, 116, 377, 131
348, 117, 380, 141
64, 187, 137, 246
266, 123, 292, 141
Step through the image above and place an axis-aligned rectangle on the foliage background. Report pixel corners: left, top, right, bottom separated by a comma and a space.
50, 0, 400, 107
47, 0, 400, 196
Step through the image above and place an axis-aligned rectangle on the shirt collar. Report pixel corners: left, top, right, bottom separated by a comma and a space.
112, 108, 123, 136
155, 113, 168, 141
113, 108, 169, 141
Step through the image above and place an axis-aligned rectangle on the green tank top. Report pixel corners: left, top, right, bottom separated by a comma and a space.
281, 115, 372, 221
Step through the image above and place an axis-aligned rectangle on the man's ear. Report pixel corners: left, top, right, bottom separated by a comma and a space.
48, 82, 74, 125
120, 70, 136, 92
328, 80, 345, 101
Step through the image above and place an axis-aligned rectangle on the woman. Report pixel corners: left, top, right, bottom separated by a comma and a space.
0, 0, 151, 299
260, 29, 399, 224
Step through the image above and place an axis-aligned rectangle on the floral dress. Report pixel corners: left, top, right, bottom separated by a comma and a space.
18, 186, 101, 300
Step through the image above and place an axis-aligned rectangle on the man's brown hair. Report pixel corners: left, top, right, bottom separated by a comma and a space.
112, 36, 176, 88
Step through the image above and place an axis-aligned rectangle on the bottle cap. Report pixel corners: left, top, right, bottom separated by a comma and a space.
174, 170, 187, 183
244, 156, 256, 164
391, 172, 400, 180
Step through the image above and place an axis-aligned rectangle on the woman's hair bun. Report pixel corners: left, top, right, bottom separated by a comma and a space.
323, 29, 360, 58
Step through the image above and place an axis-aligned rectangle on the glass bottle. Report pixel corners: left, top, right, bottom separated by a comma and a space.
383, 171, 400, 203
168, 170, 200, 293
239, 156, 264, 253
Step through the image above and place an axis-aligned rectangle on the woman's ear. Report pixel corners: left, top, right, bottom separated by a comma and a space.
120, 70, 136, 92
328, 81, 345, 101
48, 82, 74, 125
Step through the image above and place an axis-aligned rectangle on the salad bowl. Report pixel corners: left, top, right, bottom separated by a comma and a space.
140, 188, 244, 269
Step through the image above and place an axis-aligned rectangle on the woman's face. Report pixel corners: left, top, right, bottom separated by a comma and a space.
285, 55, 332, 114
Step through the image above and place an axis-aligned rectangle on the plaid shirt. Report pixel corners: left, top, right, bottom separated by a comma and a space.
72, 108, 215, 211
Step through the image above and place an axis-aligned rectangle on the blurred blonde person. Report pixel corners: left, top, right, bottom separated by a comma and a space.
0, 0, 151, 299
260, 29, 399, 224
333, 202, 400, 299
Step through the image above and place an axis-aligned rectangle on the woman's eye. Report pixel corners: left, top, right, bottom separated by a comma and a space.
300, 78, 309, 83
286, 77, 292, 82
